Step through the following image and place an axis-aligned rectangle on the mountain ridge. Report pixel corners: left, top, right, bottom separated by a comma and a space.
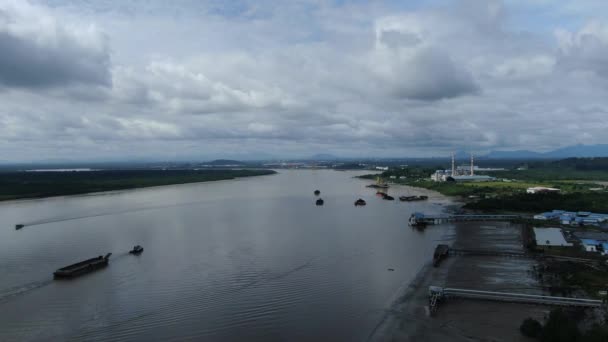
485, 144, 608, 159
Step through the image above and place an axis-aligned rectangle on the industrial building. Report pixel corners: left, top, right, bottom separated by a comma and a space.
533, 227, 572, 247
430, 153, 496, 182
534, 228, 572, 247
533, 210, 608, 226
449, 175, 496, 182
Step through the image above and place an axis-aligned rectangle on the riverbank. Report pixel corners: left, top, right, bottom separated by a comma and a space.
371, 221, 548, 341
358, 170, 608, 214
0, 169, 276, 201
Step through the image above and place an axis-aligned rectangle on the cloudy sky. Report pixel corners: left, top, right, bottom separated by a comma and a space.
1, 0, 608, 161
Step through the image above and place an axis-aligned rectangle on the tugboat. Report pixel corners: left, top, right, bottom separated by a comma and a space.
354, 198, 366, 206
53, 253, 112, 279
15, 224, 24, 230
129, 245, 144, 255
316, 198, 324, 206
314, 190, 321, 196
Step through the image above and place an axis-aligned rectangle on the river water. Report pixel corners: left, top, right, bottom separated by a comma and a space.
0, 170, 452, 341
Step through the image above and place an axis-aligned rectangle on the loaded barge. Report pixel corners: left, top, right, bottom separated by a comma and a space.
53, 253, 112, 279
399, 195, 428, 202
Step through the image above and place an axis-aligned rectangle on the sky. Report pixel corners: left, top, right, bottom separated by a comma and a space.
1, 0, 608, 161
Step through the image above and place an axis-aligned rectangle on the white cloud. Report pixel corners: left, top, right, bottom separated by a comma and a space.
556, 21, 608, 77
0, 0, 608, 161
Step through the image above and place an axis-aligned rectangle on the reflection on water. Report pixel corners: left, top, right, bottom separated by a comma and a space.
0, 170, 451, 341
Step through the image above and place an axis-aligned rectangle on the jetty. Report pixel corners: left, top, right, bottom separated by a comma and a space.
409, 212, 522, 226
428, 286, 603, 315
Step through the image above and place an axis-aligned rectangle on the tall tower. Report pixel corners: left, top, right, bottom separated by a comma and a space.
451, 152, 455, 176
470, 153, 474, 176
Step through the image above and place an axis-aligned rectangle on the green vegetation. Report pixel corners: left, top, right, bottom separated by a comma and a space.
465, 192, 608, 213
0, 169, 276, 201
536, 259, 608, 297
360, 158, 608, 214
520, 318, 542, 339
520, 308, 608, 342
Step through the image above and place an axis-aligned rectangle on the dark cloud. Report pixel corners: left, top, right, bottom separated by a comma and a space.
0, 4, 111, 89
388, 48, 478, 101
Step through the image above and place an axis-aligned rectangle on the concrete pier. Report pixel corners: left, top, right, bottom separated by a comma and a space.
428, 286, 603, 315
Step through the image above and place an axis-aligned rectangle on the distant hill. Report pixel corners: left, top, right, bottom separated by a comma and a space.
485, 144, 608, 159
550, 157, 608, 171
205, 159, 247, 166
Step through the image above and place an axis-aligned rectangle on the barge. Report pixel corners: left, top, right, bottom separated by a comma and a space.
433, 244, 449, 267
399, 195, 428, 202
53, 253, 112, 279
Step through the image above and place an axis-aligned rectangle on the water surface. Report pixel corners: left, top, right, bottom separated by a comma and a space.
0, 170, 451, 341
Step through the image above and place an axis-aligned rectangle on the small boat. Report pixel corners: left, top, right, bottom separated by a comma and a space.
354, 198, 366, 206
53, 253, 112, 279
314, 190, 321, 196
15, 224, 24, 230
129, 245, 144, 255
383, 195, 395, 201
316, 198, 324, 206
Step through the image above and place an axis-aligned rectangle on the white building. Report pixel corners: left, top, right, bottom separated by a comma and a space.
533, 227, 572, 247
527, 187, 560, 194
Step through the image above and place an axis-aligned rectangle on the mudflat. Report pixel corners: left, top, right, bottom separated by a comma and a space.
371, 221, 549, 342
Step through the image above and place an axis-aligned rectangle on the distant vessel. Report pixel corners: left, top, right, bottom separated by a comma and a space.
53, 253, 112, 279
129, 245, 144, 255
314, 190, 321, 196
316, 198, 324, 206
15, 224, 24, 230
382, 194, 395, 201
354, 198, 366, 206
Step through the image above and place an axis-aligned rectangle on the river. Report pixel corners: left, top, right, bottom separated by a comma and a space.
0, 170, 452, 341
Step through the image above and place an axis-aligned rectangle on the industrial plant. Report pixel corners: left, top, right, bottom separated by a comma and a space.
430, 153, 496, 182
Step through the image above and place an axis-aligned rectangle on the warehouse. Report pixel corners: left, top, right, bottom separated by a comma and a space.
533, 227, 572, 247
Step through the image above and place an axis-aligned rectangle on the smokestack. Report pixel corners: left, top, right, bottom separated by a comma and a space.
470, 153, 474, 176
451, 152, 455, 176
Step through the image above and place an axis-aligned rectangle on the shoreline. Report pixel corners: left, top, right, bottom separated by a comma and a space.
0, 169, 277, 205
370, 217, 548, 341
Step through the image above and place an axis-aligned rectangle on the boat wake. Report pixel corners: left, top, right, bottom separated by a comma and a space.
17, 199, 213, 228
0, 279, 53, 304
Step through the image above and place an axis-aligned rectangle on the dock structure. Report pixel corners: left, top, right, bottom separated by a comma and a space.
428, 286, 603, 315
448, 248, 529, 258
409, 212, 522, 226
437, 245, 600, 264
